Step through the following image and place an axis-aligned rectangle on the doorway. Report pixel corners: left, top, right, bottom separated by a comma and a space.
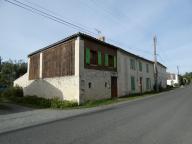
111, 76, 117, 98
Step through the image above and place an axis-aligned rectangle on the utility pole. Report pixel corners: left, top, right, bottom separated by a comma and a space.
153, 35, 158, 92
177, 65, 180, 75
177, 65, 181, 86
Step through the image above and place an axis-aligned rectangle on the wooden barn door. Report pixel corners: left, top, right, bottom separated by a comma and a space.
111, 76, 117, 98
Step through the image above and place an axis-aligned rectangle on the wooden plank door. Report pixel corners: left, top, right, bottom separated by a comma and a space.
111, 76, 117, 98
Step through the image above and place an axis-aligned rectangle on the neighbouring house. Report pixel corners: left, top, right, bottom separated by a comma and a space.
14, 32, 167, 104
167, 73, 180, 87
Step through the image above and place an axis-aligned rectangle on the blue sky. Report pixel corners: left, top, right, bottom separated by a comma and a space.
0, 0, 192, 74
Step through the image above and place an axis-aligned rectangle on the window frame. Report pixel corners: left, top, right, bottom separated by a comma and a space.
139, 61, 142, 72
90, 49, 98, 65
130, 59, 136, 70
131, 76, 135, 91
146, 64, 149, 73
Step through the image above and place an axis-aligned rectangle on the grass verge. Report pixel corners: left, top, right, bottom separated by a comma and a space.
79, 88, 174, 108
1, 87, 174, 109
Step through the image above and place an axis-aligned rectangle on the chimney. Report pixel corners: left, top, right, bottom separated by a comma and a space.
98, 36, 105, 42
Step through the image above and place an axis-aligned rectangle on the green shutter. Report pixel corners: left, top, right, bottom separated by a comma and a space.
131, 76, 135, 91
86, 48, 90, 64
105, 54, 108, 66
98, 50, 102, 65
114, 56, 116, 68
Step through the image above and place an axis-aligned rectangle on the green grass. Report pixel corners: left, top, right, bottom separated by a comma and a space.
1, 87, 174, 109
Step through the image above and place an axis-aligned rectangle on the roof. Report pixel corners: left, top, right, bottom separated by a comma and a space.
28, 32, 166, 68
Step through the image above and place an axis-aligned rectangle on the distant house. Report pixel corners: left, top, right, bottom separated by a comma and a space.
167, 73, 179, 86
14, 32, 167, 104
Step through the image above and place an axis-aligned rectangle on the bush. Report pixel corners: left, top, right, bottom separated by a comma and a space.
1, 86, 23, 99
7, 95, 78, 109
50, 97, 78, 109
12, 86, 23, 97
13, 95, 51, 108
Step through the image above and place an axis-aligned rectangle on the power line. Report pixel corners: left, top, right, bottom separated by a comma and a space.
157, 54, 165, 63
89, 0, 128, 27
107, 37, 153, 55
5, 0, 155, 57
86, 0, 153, 55
22, 0, 95, 34
4, 0, 97, 36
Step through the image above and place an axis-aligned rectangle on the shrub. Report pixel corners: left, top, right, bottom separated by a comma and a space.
1, 86, 23, 99
8, 95, 77, 109
50, 97, 78, 109
15, 95, 51, 108
12, 86, 23, 97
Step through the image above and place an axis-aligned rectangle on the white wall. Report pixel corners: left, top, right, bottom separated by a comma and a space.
14, 37, 80, 103
78, 38, 117, 103
167, 73, 179, 86
157, 64, 167, 88
117, 51, 154, 96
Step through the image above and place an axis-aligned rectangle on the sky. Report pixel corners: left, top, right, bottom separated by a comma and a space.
0, 0, 192, 74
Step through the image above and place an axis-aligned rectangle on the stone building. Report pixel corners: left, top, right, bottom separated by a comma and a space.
14, 32, 167, 104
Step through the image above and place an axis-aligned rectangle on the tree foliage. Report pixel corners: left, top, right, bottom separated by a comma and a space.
0, 57, 27, 86
182, 72, 192, 84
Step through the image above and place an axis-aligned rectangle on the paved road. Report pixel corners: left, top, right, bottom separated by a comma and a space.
0, 86, 192, 144
0, 103, 34, 115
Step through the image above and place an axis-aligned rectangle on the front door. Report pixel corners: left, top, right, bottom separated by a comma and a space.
111, 76, 117, 98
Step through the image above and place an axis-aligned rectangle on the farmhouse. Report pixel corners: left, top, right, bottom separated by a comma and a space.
14, 32, 167, 104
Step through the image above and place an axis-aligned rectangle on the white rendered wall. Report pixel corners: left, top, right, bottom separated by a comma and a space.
117, 51, 155, 96
157, 64, 167, 88
14, 38, 80, 103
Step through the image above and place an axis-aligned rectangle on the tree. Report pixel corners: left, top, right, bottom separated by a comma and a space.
0, 56, 2, 72
183, 72, 192, 85
0, 58, 27, 87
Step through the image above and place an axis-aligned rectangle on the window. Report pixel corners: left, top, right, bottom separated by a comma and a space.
139, 61, 142, 72
90, 50, 97, 65
88, 82, 92, 88
130, 59, 135, 70
105, 82, 107, 88
131, 76, 135, 91
105, 54, 116, 68
105, 54, 108, 66
146, 78, 151, 89
114, 56, 117, 68
146, 64, 149, 73
108, 55, 114, 67
98, 49, 102, 65
86, 48, 90, 64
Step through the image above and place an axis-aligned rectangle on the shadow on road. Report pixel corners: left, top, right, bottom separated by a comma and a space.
0, 103, 35, 115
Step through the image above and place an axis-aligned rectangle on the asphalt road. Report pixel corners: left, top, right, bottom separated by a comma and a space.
0, 103, 34, 115
0, 86, 192, 144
